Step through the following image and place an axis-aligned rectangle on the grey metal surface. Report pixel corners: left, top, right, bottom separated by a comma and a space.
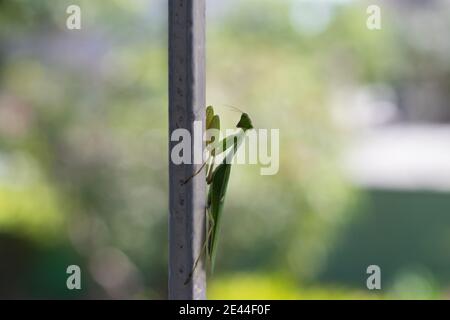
168, 0, 206, 300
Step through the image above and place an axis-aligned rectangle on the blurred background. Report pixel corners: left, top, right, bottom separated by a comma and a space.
0, 0, 449, 299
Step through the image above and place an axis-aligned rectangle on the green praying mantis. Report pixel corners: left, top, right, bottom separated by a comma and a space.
184, 105, 254, 284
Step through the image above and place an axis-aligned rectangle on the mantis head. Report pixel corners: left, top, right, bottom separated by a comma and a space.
236, 113, 253, 131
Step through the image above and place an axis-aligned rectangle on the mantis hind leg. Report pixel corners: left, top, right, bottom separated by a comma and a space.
206, 205, 215, 263
184, 205, 214, 285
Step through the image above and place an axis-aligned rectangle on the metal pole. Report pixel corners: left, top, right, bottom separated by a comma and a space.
168, 0, 206, 299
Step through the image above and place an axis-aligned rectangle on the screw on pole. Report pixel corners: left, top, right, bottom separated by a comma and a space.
168, 0, 206, 299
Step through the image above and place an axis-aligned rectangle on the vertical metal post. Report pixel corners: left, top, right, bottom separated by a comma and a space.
168, 0, 206, 299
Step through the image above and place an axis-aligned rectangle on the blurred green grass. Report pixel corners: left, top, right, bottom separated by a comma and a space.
209, 273, 380, 300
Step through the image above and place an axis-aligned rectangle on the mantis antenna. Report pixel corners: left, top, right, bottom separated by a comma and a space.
221, 104, 246, 114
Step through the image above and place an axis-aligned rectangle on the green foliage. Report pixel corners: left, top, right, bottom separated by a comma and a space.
0, 154, 63, 241
209, 273, 379, 300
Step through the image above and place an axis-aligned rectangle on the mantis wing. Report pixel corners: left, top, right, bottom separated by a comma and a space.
207, 130, 246, 271
207, 162, 231, 272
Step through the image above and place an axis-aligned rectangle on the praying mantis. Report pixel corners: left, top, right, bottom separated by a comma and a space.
184, 105, 254, 284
